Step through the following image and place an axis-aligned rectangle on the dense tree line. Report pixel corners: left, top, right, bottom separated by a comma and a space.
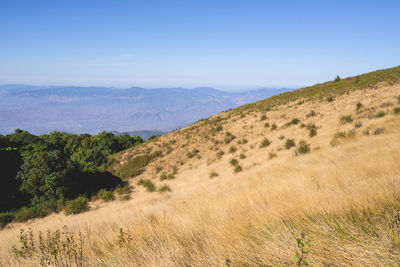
0, 129, 143, 227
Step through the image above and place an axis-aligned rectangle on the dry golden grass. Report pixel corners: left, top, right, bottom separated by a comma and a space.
1, 82, 400, 266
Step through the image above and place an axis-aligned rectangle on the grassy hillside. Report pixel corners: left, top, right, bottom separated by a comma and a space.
1, 66, 400, 266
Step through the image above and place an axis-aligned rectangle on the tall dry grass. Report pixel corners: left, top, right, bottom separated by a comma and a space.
1, 131, 400, 266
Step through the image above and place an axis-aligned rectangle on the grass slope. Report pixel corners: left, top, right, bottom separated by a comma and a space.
1, 66, 400, 266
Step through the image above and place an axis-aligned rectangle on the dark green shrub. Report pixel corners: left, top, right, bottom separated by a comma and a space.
285, 118, 300, 127
271, 124, 277, 130
354, 122, 363, 128
224, 132, 236, 144
334, 131, 347, 138
264, 122, 270, 128
96, 189, 115, 202
234, 165, 242, 173
160, 173, 175, 181
229, 146, 237, 153
137, 179, 155, 192
209, 171, 219, 178
327, 96, 334, 102
334, 75, 341, 82
268, 152, 277, 159
394, 107, 400, 114
14, 201, 59, 222
230, 158, 238, 166
259, 138, 271, 148
306, 123, 317, 137
285, 139, 296, 149
260, 114, 267, 121
158, 184, 171, 193
340, 115, 353, 124
216, 151, 225, 159
64, 196, 89, 215
187, 148, 199, 158
375, 111, 386, 118
356, 102, 363, 110
297, 140, 310, 154
239, 153, 246, 159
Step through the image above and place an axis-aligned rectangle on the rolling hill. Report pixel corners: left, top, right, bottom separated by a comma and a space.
1, 66, 400, 266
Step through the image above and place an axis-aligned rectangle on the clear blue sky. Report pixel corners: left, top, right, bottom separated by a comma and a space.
1, 0, 399, 90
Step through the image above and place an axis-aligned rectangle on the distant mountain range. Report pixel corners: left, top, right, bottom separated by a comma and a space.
0, 85, 292, 135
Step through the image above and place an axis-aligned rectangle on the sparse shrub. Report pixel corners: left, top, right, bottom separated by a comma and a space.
306, 123, 317, 137
158, 184, 171, 193
347, 130, 355, 137
239, 153, 246, 159
394, 107, 400, 114
216, 151, 225, 159
237, 138, 248, 145
334, 75, 341, 82
285, 118, 300, 127
340, 115, 353, 124
334, 131, 347, 138
259, 138, 271, 148
279, 135, 285, 140
327, 96, 334, 102
354, 122, 363, 128
187, 148, 199, 158
154, 165, 163, 173
230, 158, 238, 166
12, 226, 85, 266
373, 128, 385, 135
306, 110, 316, 117
229, 146, 237, 153
264, 122, 270, 128
268, 152, 277, 159
64, 196, 89, 215
137, 179, 155, 192
285, 139, 296, 149
209, 171, 219, 178
271, 124, 277, 130
297, 140, 310, 154
224, 132, 236, 144
216, 125, 223, 131
260, 114, 267, 121
96, 189, 115, 202
375, 111, 386, 118
356, 102, 363, 110
234, 165, 242, 173
160, 173, 175, 181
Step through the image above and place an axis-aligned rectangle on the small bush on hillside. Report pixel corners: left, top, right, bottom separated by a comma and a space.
229, 146, 237, 153
285, 118, 300, 127
340, 115, 353, 124
264, 122, 270, 128
334, 131, 347, 138
306, 110, 316, 117
260, 114, 267, 121
279, 135, 285, 140
259, 138, 271, 148
14, 202, 59, 222
354, 122, 363, 128
224, 132, 236, 144
394, 107, 400, 114
297, 140, 310, 154
239, 153, 246, 159
96, 189, 115, 202
285, 139, 296, 149
187, 148, 199, 158
271, 124, 278, 130
327, 96, 334, 102
230, 158, 239, 166
356, 102, 363, 111
234, 165, 242, 173
269, 152, 277, 159
65, 196, 89, 215
160, 172, 175, 181
305, 123, 317, 137
158, 184, 171, 193
375, 111, 386, 118
373, 128, 385, 135
137, 179, 155, 192
216, 151, 225, 159
334, 75, 341, 82
237, 138, 248, 145
209, 171, 219, 178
